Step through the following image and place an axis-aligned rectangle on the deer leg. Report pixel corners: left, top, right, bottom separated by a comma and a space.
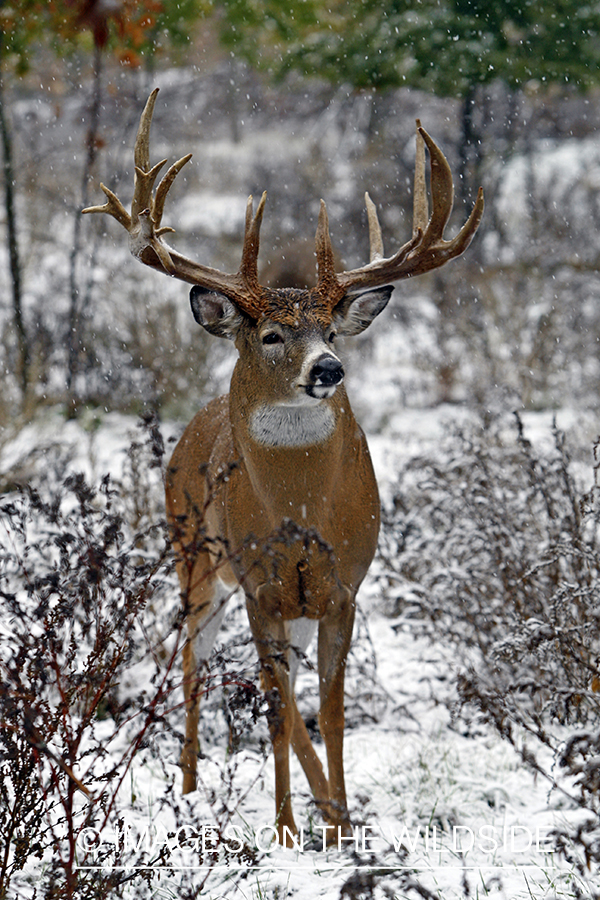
180, 553, 230, 794
317, 587, 355, 840
247, 595, 298, 847
287, 618, 330, 809
290, 702, 329, 806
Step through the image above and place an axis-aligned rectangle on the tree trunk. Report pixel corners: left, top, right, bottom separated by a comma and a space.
458, 83, 479, 213
66, 44, 103, 418
0, 39, 29, 405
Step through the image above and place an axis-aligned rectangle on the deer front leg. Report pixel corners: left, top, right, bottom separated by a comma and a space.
181, 637, 202, 794
290, 700, 329, 809
287, 618, 330, 811
317, 587, 355, 840
246, 594, 298, 847
180, 555, 229, 794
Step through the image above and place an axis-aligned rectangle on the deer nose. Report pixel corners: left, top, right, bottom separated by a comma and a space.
310, 355, 344, 386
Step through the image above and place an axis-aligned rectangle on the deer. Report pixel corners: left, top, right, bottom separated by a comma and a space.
83, 88, 483, 847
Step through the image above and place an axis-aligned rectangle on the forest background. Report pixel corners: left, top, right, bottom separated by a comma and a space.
4, 2, 600, 899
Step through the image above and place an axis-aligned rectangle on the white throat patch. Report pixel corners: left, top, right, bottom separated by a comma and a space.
249, 403, 335, 448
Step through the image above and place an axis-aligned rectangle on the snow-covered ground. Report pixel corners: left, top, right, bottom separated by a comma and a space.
2, 402, 597, 899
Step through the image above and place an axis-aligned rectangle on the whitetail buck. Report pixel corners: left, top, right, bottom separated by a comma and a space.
84, 88, 483, 846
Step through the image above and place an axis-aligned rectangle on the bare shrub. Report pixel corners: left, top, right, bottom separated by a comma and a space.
0, 421, 272, 898
378, 411, 600, 884
0, 456, 176, 896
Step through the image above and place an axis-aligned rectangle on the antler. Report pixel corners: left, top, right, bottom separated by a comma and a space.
85, 90, 482, 318
314, 120, 484, 302
83, 88, 268, 319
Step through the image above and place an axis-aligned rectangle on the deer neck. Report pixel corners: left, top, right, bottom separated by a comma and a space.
246, 399, 337, 448
230, 387, 352, 452
228, 372, 355, 510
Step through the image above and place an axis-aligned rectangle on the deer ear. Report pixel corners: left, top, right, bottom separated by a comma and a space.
333, 285, 393, 336
190, 286, 245, 339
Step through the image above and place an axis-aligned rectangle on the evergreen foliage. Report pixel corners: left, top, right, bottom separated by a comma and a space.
214, 0, 600, 98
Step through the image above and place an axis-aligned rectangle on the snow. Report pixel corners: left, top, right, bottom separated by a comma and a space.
2, 402, 596, 899
4, 69, 600, 899
493, 135, 600, 265
178, 191, 248, 236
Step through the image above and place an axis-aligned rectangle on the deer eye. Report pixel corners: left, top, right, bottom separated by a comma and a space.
262, 332, 283, 346
328, 331, 337, 343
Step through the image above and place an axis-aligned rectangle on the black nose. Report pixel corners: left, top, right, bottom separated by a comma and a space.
310, 355, 344, 386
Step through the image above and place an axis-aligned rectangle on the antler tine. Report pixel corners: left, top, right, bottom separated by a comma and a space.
83, 183, 131, 230
413, 119, 428, 237
315, 200, 343, 304
438, 185, 484, 258
315, 201, 335, 273
153, 153, 193, 234
134, 88, 159, 173
240, 192, 267, 286
417, 125, 453, 248
364, 193, 384, 262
